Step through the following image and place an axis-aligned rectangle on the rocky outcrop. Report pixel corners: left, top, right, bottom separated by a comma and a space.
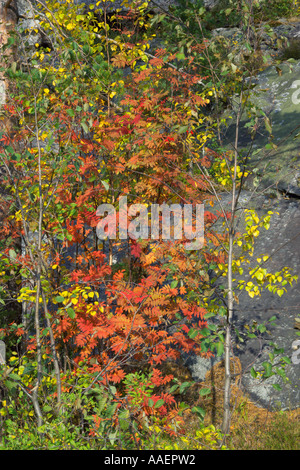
225, 59, 300, 198
184, 191, 300, 410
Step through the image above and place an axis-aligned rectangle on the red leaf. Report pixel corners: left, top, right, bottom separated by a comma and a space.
131, 241, 142, 258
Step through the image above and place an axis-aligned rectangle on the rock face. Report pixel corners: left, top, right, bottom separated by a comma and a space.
233, 194, 300, 410
196, 44, 300, 406
203, 28, 300, 411
221, 59, 300, 198
184, 191, 300, 410
209, 20, 300, 197
260, 19, 300, 57
251, 59, 300, 197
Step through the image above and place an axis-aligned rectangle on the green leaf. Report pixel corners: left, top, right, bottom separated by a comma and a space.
148, 398, 154, 407
262, 361, 273, 378
55, 296, 65, 303
216, 341, 224, 356
258, 324, 266, 333
179, 381, 192, 393
191, 406, 206, 420
108, 431, 118, 444
272, 384, 281, 391
199, 388, 211, 397
5, 145, 14, 155
268, 316, 277, 322
154, 399, 165, 409
200, 327, 210, 337
98, 396, 107, 414
8, 372, 21, 381
119, 416, 130, 430
81, 121, 89, 133
178, 125, 188, 134
250, 367, 257, 379
188, 328, 199, 339
200, 339, 210, 352
264, 116, 272, 134
67, 307, 76, 319
43, 405, 53, 412
109, 385, 117, 395
106, 403, 117, 418
204, 312, 216, 319
208, 324, 217, 332
169, 384, 179, 394
4, 380, 18, 391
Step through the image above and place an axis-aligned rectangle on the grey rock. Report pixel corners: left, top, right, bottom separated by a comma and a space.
221, 60, 300, 195
203, 0, 220, 10
17, 0, 41, 45
184, 354, 223, 382
212, 27, 241, 39
277, 172, 300, 198
184, 192, 300, 410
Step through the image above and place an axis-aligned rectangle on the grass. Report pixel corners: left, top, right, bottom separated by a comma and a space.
230, 409, 300, 450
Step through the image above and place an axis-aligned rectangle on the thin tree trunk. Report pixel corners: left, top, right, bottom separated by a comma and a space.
222, 85, 243, 435
32, 269, 43, 428
42, 291, 62, 406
